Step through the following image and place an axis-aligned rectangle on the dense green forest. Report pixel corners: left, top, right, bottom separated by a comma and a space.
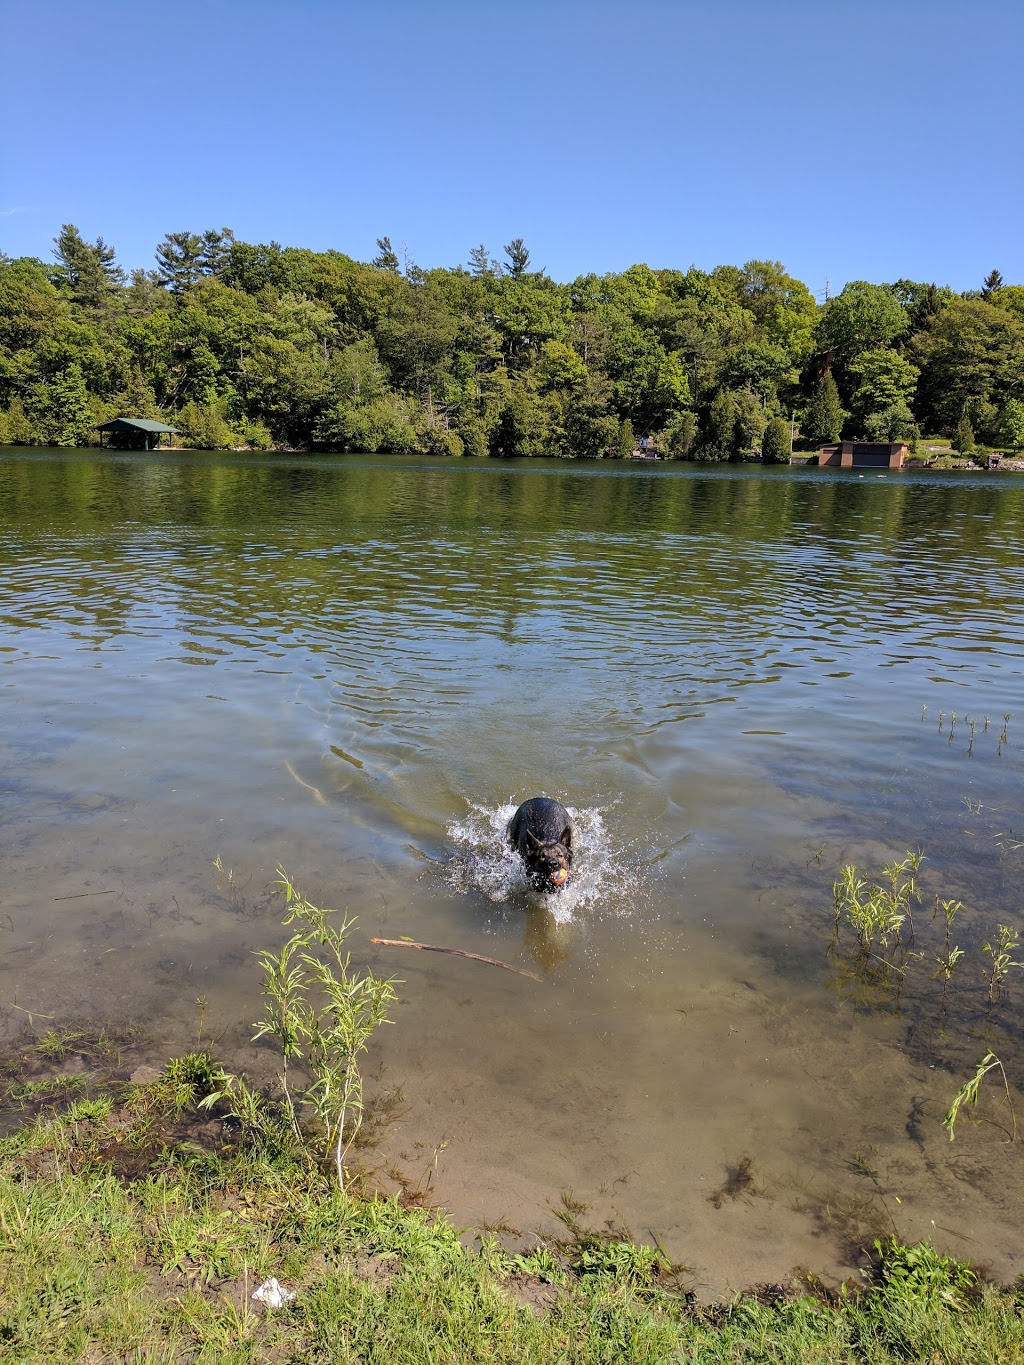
1, 226, 1023, 459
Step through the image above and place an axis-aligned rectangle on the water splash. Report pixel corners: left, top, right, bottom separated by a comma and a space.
445, 800, 647, 924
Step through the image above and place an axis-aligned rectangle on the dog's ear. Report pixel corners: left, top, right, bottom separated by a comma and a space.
559, 827, 573, 849
526, 830, 542, 847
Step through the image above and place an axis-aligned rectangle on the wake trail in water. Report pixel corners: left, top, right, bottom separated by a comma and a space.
444, 800, 650, 923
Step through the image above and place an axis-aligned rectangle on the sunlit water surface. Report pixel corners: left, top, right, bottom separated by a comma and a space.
2, 449, 1023, 1292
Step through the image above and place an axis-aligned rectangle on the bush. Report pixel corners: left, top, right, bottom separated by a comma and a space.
952, 413, 976, 454
761, 416, 791, 463
176, 398, 238, 450
661, 410, 697, 459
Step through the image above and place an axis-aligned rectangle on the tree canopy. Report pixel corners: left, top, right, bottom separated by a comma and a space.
1, 229, 1021, 458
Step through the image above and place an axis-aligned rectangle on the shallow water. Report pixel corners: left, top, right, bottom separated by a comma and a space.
2, 448, 1023, 1292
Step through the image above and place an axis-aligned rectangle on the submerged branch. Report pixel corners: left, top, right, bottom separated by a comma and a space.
370, 937, 543, 982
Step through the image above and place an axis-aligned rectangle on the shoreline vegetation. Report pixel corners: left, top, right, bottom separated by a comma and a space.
4, 1082, 1024, 1362
2, 228, 1024, 467
3, 874, 1023, 1359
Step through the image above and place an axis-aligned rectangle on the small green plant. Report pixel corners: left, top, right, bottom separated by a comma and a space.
35, 1029, 87, 1061
572, 1239, 666, 1285
7, 1074, 87, 1107
944, 1051, 1018, 1143
873, 1236, 976, 1306
931, 944, 964, 982
930, 897, 966, 991
158, 1052, 221, 1113
65, 1095, 112, 1123
512, 1246, 564, 1282
983, 924, 1022, 1004
205, 870, 398, 1189
832, 851, 923, 956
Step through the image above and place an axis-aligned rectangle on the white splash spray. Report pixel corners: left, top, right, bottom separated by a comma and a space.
445, 800, 646, 924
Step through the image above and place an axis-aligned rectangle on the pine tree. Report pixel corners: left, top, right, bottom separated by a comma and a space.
468, 244, 497, 277
199, 228, 235, 278
802, 374, 844, 444
155, 231, 206, 292
503, 238, 531, 279
372, 237, 400, 272
52, 223, 124, 310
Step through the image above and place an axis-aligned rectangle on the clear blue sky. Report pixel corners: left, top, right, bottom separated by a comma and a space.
2, 0, 1021, 293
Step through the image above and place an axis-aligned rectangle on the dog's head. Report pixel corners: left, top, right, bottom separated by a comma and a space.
525, 827, 574, 892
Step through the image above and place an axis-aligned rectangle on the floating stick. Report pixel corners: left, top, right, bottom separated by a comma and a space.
370, 937, 542, 981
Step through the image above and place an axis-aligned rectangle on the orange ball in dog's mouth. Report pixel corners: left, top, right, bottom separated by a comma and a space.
549, 868, 569, 886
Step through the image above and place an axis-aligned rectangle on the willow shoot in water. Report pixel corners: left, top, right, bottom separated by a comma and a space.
203, 870, 399, 1188
832, 851, 923, 956
944, 1052, 1018, 1144
983, 925, 1023, 1006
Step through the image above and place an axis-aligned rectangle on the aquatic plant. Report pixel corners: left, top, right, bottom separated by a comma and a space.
982, 924, 1022, 1005
832, 851, 923, 956
944, 1051, 1018, 1143
203, 870, 398, 1189
929, 898, 966, 996
931, 945, 964, 983
998, 712, 1011, 755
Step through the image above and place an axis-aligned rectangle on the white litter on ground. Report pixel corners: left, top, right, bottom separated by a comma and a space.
252, 1277, 296, 1308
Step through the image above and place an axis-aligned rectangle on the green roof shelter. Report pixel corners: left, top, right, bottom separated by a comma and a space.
95, 417, 178, 451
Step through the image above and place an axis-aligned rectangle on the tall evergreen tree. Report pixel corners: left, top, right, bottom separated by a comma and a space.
503, 238, 531, 279
52, 224, 124, 310
802, 374, 844, 444
468, 244, 497, 277
372, 236, 399, 272
199, 228, 235, 278
982, 269, 1004, 300
155, 231, 206, 292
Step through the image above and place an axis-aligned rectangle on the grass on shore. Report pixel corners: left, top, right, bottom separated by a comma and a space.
2, 1059, 1024, 1364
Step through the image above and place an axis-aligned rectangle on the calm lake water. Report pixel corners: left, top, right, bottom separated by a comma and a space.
2, 447, 1023, 1292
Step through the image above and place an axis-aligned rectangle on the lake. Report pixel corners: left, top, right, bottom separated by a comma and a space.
2, 447, 1022, 1293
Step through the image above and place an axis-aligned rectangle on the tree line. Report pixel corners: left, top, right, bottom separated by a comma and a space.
1, 225, 1022, 459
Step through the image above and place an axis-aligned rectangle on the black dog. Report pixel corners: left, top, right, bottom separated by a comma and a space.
507, 797, 578, 893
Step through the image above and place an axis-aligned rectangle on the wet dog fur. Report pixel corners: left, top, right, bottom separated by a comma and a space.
507, 797, 578, 893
